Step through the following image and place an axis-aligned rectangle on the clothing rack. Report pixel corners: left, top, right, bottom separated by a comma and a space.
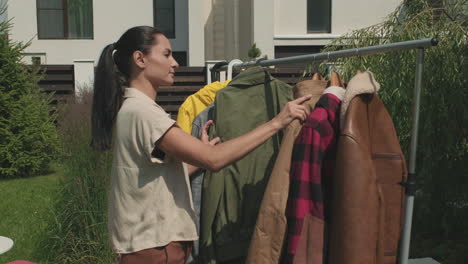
211, 38, 438, 264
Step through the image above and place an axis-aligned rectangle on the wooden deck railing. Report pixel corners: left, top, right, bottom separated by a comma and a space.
37, 65, 307, 118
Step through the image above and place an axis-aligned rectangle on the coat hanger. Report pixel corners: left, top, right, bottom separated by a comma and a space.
210, 61, 228, 83
303, 55, 321, 80
323, 51, 346, 88
227, 59, 243, 81
328, 72, 344, 88
312, 72, 323, 80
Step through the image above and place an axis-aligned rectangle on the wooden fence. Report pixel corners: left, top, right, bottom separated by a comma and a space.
156, 67, 206, 118
38, 65, 307, 118
37, 65, 75, 104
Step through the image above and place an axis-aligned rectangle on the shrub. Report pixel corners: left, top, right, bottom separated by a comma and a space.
314, 0, 467, 262
248, 43, 261, 60
0, 6, 60, 178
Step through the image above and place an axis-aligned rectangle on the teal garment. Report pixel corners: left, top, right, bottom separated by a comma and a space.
199, 67, 293, 264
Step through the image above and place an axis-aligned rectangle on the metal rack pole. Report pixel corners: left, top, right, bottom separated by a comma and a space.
214, 38, 437, 71
399, 48, 426, 264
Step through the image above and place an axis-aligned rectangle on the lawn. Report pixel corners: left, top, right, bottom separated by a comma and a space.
0, 164, 63, 263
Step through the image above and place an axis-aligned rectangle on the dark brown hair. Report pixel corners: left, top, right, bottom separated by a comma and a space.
91, 26, 163, 151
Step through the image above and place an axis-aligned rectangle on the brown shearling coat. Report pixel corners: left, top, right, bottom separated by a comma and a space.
328, 72, 407, 264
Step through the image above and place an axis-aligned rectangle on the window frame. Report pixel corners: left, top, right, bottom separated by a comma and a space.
307, 0, 332, 34
36, 0, 94, 40
153, 0, 176, 39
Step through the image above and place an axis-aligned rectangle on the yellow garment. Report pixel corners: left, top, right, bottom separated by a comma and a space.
176, 81, 230, 133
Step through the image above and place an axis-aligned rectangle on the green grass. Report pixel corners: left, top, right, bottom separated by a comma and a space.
0, 164, 63, 263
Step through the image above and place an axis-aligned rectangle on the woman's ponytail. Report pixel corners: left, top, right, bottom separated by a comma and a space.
91, 43, 122, 151
91, 26, 163, 151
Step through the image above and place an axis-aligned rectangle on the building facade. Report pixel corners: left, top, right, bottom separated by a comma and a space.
3, 0, 402, 86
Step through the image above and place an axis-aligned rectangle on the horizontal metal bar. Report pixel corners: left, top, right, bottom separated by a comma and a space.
215, 38, 437, 72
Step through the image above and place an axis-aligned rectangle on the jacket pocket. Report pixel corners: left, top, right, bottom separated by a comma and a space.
373, 153, 406, 264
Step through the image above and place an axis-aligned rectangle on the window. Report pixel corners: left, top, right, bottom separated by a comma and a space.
32, 56, 41, 66
37, 0, 93, 39
0, 0, 7, 37
153, 0, 175, 38
0, 0, 7, 24
307, 0, 331, 33
172, 51, 186, 66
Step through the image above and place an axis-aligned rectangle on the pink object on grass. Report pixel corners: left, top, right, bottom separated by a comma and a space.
6, 261, 38, 264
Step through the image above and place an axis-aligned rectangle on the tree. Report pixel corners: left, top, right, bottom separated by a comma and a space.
247, 43, 261, 60
0, 3, 60, 178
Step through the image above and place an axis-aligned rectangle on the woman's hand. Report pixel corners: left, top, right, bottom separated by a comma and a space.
271, 95, 312, 130
201, 120, 221, 146
186, 120, 220, 176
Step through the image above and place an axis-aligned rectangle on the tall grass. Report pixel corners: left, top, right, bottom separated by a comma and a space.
39, 90, 116, 263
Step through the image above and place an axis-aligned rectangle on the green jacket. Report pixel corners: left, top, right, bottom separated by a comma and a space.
199, 67, 293, 263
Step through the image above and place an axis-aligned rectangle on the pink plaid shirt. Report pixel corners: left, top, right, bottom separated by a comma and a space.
285, 92, 342, 262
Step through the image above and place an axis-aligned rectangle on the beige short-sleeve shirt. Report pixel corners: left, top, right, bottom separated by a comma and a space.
108, 88, 198, 254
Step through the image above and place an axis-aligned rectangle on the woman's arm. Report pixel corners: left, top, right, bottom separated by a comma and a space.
156, 95, 312, 172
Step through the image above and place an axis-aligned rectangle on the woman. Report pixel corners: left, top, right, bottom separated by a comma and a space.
91, 26, 311, 264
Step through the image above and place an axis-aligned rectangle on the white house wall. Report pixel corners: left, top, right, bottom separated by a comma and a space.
333, 0, 401, 34
273, 0, 402, 46
6, 0, 404, 67
274, 0, 307, 36
201, 0, 403, 62
189, 0, 211, 66
7, 0, 188, 65
251, 0, 274, 61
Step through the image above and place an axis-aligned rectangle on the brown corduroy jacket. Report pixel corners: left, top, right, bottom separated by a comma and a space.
328, 72, 408, 264
246, 79, 327, 264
